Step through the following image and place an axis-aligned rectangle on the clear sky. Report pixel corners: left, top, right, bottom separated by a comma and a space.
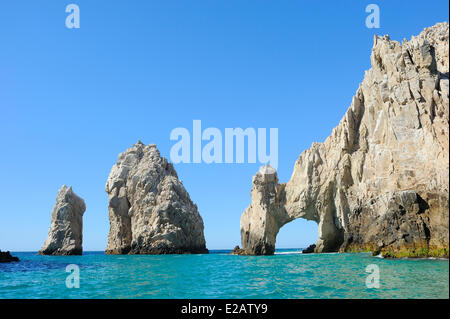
0, 1, 448, 251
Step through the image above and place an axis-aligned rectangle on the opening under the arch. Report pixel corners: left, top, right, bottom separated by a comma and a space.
275, 218, 318, 252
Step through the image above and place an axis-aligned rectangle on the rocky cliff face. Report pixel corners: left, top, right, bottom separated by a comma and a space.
39, 185, 86, 255
239, 22, 449, 258
105, 141, 208, 254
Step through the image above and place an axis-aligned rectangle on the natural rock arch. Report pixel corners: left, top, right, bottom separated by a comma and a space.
238, 166, 344, 255
236, 23, 449, 257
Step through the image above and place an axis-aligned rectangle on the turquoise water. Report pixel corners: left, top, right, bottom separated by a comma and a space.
0, 250, 448, 299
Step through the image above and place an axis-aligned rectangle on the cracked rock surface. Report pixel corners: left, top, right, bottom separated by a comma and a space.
39, 185, 86, 255
239, 23, 449, 257
105, 142, 208, 254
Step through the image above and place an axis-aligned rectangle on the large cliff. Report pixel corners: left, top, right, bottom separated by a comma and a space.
239, 22, 449, 258
105, 142, 208, 254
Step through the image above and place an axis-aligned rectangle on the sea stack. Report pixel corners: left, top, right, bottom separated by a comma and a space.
238, 22, 449, 258
105, 141, 208, 254
39, 185, 86, 255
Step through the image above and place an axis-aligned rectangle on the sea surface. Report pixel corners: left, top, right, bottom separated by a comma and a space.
0, 249, 448, 299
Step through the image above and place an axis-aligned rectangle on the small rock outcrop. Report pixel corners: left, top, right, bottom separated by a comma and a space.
302, 244, 316, 254
239, 23, 449, 258
105, 142, 208, 254
230, 245, 246, 255
39, 186, 86, 255
0, 250, 19, 262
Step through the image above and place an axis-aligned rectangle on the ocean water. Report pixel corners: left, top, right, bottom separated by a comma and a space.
0, 250, 448, 299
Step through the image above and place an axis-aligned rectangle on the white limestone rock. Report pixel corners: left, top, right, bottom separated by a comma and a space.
105, 141, 208, 254
239, 22, 449, 257
39, 185, 86, 255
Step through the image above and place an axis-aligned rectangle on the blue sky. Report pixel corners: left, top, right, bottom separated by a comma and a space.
0, 1, 448, 251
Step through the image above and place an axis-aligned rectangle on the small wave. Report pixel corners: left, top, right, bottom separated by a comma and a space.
427, 257, 449, 261
274, 251, 303, 255
417, 257, 450, 261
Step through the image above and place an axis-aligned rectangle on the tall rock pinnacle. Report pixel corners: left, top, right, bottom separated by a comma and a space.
39, 185, 86, 255
105, 142, 208, 254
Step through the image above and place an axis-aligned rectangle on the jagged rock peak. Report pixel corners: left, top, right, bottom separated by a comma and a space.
239, 22, 449, 258
105, 142, 208, 254
39, 185, 86, 255
255, 165, 278, 183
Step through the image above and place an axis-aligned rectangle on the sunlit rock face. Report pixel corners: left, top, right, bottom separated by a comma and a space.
105, 142, 208, 255
39, 185, 86, 256
239, 23, 449, 257
240, 165, 289, 255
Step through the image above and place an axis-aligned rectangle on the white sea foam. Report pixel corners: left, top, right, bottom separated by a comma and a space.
274, 251, 303, 255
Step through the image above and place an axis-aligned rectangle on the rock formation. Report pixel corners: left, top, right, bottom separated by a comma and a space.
239, 22, 449, 258
39, 185, 86, 255
240, 165, 287, 255
231, 245, 245, 255
0, 250, 19, 263
105, 141, 208, 254
302, 244, 316, 254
